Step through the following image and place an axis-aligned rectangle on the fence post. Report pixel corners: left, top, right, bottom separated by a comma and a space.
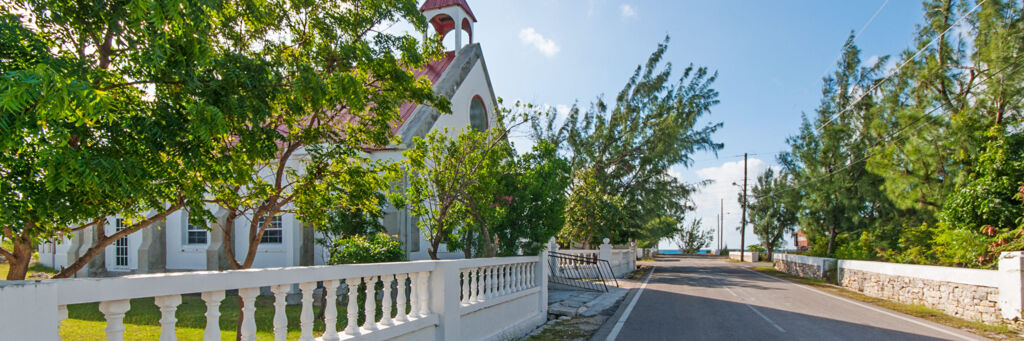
0, 281, 60, 340
998, 251, 1024, 320
430, 260, 461, 340
538, 242, 549, 319
548, 237, 560, 278
599, 238, 612, 277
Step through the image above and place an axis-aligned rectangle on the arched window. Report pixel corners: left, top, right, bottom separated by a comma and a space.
470, 96, 487, 131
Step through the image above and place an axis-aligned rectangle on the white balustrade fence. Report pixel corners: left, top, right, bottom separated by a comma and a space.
0, 255, 548, 341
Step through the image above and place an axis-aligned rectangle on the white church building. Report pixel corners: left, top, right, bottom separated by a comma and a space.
38, 0, 499, 277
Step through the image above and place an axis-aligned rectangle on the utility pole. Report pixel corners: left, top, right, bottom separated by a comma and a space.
740, 153, 748, 262
719, 198, 724, 254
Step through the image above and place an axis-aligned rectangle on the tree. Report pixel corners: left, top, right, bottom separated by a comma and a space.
186, 0, 446, 271
403, 126, 509, 259
0, 7, 212, 279
553, 37, 723, 246
490, 139, 571, 256
780, 34, 896, 257
744, 168, 798, 261
675, 219, 711, 254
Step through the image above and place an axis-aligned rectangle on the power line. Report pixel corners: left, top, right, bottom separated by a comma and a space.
814, 0, 988, 134
746, 58, 1024, 202
817, 0, 890, 82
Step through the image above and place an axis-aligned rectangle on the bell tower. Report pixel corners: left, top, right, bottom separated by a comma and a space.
420, 0, 477, 53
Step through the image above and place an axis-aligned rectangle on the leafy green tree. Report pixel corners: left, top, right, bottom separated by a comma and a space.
675, 218, 712, 254
403, 126, 509, 259
491, 139, 571, 256
781, 34, 897, 257
932, 127, 1024, 267
553, 37, 722, 246
0, 7, 211, 279
744, 168, 798, 261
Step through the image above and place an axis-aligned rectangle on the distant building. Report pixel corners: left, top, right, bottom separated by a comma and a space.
793, 230, 809, 252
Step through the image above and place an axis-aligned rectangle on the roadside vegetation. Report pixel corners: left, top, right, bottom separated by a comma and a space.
743, 0, 1023, 269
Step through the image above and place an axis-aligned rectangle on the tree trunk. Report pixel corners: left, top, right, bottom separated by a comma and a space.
4, 234, 33, 280
462, 230, 473, 259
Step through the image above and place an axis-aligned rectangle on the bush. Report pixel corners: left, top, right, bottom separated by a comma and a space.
326, 233, 406, 265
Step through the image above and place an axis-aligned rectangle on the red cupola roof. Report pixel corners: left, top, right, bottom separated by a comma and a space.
420, 0, 477, 22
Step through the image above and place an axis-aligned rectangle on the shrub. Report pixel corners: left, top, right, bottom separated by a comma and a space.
326, 232, 406, 265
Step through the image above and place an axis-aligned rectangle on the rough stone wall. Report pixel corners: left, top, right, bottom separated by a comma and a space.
839, 268, 1001, 323
774, 259, 822, 280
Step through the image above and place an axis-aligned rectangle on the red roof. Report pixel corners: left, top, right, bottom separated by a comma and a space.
395, 50, 456, 132
420, 0, 477, 22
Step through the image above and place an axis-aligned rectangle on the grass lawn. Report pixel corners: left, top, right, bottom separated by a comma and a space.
752, 266, 1022, 340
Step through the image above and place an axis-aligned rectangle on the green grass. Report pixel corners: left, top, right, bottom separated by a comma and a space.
61, 291, 410, 341
0, 262, 58, 280
752, 266, 1022, 340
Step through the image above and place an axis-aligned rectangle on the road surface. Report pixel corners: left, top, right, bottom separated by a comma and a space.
609, 256, 986, 341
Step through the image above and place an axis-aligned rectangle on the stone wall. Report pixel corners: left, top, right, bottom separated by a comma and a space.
772, 254, 835, 281
774, 259, 821, 279
839, 264, 1002, 324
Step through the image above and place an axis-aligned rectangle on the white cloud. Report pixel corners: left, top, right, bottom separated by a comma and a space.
620, 4, 637, 19
518, 27, 560, 57
659, 158, 787, 251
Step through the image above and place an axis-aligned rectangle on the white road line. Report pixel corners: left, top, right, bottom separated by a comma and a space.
724, 286, 739, 297
741, 267, 985, 341
606, 267, 655, 341
745, 303, 786, 332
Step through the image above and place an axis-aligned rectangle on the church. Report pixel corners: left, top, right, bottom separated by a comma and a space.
37, 0, 498, 276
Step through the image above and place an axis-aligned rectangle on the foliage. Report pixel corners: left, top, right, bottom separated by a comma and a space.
403, 126, 508, 259
675, 219, 712, 254
313, 205, 386, 263
0, 6, 213, 279
325, 232, 405, 265
744, 168, 798, 260
780, 34, 898, 257
773, 0, 1023, 267
491, 139, 571, 256
931, 127, 1024, 267
548, 37, 722, 246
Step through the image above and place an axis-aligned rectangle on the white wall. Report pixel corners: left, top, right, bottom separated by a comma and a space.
165, 210, 208, 271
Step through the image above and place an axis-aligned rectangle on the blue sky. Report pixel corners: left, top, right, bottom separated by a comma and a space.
421, 0, 927, 250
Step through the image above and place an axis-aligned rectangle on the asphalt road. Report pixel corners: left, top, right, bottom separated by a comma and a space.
610, 257, 987, 341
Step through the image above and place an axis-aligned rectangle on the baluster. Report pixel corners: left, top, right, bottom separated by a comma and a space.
460, 269, 470, 305
520, 262, 528, 288
363, 276, 378, 331
380, 275, 394, 327
487, 266, 495, 299
154, 295, 182, 341
471, 268, 481, 303
513, 264, 521, 292
270, 285, 289, 341
238, 288, 260, 341
200, 291, 225, 341
417, 271, 430, 316
323, 280, 341, 341
395, 273, 409, 323
408, 272, 420, 318
528, 263, 534, 287
299, 282, 316, 341
499, 265, 507, 296
513, 264, 520, 292
344, 278, 361, 336
98, 299, 131, 341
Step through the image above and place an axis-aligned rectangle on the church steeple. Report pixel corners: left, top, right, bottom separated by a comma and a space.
420, 0, 477, 53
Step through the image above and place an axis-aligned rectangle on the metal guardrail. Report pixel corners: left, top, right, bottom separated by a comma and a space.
548, 251, 619, 292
